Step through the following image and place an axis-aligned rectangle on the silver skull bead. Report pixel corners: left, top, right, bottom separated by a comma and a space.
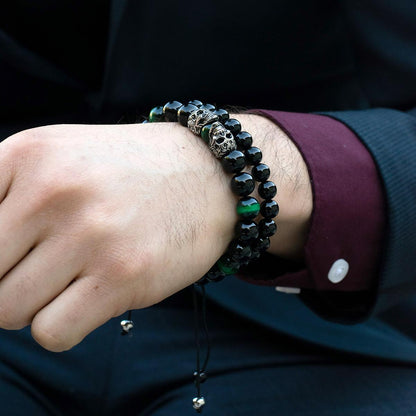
208, 122, 237, 158
187, 109, 218, 135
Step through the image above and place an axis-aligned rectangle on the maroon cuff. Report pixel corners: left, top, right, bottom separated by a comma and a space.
243, 110, 385, 292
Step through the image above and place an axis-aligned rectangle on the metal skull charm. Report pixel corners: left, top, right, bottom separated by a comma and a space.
187, 109, 218, 135
208, 122, 237, 158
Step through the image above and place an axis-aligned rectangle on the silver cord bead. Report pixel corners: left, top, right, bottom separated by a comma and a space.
193, 397, 205, 411
120, 319, 134, 334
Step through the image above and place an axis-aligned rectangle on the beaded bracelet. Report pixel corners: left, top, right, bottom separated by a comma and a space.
147, 100, 279, 284
145, 100, 279, 412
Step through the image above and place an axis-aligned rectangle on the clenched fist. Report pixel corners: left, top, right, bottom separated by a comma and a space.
0, 115, 311, 352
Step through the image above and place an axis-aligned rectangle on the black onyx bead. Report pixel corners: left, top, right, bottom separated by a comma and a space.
202, 265, 225, 283
163, 101, 183, 122
260, 200, 279, 218
235, 221, 259, 242
231, 172, 255, 196
245, 146, 262, 165
221, 150, 246, 173
236, 196, 260, 220
258, 181, 277, 199
254, 237, 271, 252
188, 100, 203, 107
212, 108, 230, 123
259, 218, 277, 238
178, 103, 198, 126
235, 131, 253, 150
250, 249, 261, 260
149, 106, 164, 122
228, 241, 251, 264
200, 103, 216, 111
193, 371, 208, 385
224, 118, 241, 135
252, 163, 270, 182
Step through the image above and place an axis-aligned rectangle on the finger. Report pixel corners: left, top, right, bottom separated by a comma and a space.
0, 194, 42, 279
31, 274, 127, 352
0, 236, 86, 329
0, 135, 17, 202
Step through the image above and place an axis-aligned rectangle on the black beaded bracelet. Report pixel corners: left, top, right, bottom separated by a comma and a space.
146, 100, 279, 412
147, 100, 279, 284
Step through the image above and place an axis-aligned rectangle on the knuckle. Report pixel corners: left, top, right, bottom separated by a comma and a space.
29, 172, 86, 216
37, 175, 72, 199
0, 305, 28, 330
88, 213, 115, 239
103, 246, 154, 281
6, 126, 50, 158
31, 318, 70, 352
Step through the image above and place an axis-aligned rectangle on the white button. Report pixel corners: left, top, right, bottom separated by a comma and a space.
275, 286, 301, 294
328, 259, 349, 283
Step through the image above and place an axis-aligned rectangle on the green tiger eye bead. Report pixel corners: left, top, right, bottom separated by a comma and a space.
236, 197, 260, 220
201, 124, 213, 143
217, 258, 239, 275
149, 106, 164, 122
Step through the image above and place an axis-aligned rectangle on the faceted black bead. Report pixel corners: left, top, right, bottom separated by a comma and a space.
251, 248, 262, 260
235, 221, 259, 242
228, 241, 251, 264
213, 108, 230, 123
259, 218, 277, 238
252, 163, 270, 182
163, 101, 183, 122
188, 100, 203, 107
149, 106, 164, 122
203, 264, 225, 283
245, 147, 262, 165
224, 119, 242, 135
260, 200, 279, 219
200, 103, 216, 111
194, 371, 208, 385
231, 172, 255, 196
235, 131, 253, 150
258, 181, 277, 200
178, 103, 198, 126
253, 237, 271, 252
221, 150, 246, 173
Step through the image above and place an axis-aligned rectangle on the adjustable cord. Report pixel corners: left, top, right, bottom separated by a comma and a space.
192, 283, 210, 412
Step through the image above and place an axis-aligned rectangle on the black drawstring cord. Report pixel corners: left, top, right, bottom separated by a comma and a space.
120, 285, 210, 412
201, 285, 211, 373
193, 285, 202, 399
192, 283, 210, 412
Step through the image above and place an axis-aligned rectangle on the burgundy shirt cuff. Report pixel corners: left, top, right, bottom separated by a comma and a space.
241, 110, 385, 292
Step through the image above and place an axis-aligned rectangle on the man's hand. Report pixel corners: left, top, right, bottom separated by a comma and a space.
0, 115, 311, 352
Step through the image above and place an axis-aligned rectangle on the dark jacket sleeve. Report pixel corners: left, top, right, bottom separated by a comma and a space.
244, 108, 416, 323
299, 0, 416, 321
238, 110, 387, 323
322, 108, 416, 318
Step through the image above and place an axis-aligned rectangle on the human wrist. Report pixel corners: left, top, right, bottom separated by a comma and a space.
148, 103, 282, 279
144, 120, 239, 273
231, 113, 312, 260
